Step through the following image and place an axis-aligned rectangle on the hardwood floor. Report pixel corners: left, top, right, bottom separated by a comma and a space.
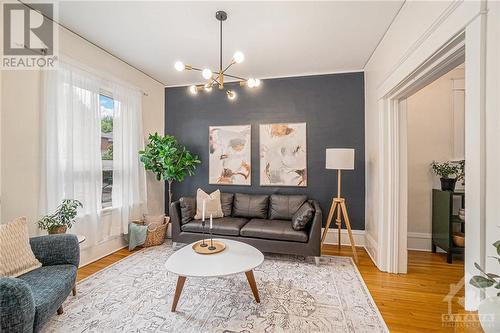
77, 244, 482, 333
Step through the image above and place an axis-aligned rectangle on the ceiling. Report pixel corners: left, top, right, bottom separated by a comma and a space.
48, 1, 404, 86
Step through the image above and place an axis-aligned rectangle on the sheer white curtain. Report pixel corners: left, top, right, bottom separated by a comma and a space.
40, 62, 102, 245
110, 83, 146, 236
40, 60, 146, 245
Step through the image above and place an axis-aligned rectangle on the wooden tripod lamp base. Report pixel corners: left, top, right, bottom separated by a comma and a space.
321, 196, 358, 263
322, 148, 358, 263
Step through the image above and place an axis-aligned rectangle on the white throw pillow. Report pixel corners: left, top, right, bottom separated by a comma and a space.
193, 189, 224, 220
0, 217, 42, 277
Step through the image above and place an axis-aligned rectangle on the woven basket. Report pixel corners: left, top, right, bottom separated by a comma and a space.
132, 216, 170, 247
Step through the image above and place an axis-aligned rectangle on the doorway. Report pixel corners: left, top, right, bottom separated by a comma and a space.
378, 24, 486, 309
405, 63, 465, 263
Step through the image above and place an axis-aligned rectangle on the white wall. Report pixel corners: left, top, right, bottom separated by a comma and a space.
406, 67, 464, 250
1, 23, 165, 265
364, 0, 500, 309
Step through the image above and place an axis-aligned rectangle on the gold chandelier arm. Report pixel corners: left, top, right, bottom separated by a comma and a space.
221, 61, 235, 75
222, 73, 247, 81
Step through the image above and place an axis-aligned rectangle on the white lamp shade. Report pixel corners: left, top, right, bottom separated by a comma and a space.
326, 148, 355, 170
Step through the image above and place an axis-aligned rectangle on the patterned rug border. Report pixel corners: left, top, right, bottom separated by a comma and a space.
342, 256, 389, 332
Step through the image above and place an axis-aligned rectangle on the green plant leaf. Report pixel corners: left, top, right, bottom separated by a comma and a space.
494, 241, 500, 256
470, 275, 495, 289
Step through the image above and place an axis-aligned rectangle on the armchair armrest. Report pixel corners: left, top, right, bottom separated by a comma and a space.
29, 234, 80, 267
0, 277, 35, 333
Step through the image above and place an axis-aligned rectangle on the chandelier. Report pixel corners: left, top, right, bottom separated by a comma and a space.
174, 10, 261, 100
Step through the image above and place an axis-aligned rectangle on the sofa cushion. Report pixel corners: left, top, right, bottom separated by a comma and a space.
240, 219, 308, 243
179, 197, 196, 224
18, 264, 77, 333
220, 192, 234, 217
292, 201, 315, 230
181, 217, 249, 236
269, 194, 307, 220
233, 193, 269, 219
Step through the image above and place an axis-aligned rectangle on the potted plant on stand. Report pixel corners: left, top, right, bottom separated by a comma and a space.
470, 240, 500, 332
431, 160, 465, 191
38, 199, 83, 234
139, 133, 200, 215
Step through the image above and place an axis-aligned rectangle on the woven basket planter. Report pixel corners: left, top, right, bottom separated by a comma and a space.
132, 216, 170, 247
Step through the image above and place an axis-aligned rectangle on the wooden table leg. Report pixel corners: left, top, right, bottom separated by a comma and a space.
245, 270, 260, 303
72, 286, 76, 296
171, 276, 186, 312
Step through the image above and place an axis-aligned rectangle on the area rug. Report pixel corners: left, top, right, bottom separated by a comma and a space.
44, 241, 388, 332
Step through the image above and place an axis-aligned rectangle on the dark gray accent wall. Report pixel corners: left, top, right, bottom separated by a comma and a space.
165, 72, 365, 229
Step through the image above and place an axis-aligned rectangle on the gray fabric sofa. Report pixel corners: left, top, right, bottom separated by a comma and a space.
170, 193, 322, 260
0, 234, 80, 333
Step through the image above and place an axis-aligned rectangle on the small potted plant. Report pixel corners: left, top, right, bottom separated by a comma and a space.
470, 240, 500, 332
431, 160, 465, 191
38, 199, 83, 234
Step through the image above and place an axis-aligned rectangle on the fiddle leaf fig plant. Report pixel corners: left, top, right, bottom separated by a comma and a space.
470, 241, 500, 295
139, 133, 200, 213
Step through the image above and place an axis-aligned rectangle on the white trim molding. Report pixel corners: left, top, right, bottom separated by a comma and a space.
321, 228, 365, 247
407, 232, 432, 251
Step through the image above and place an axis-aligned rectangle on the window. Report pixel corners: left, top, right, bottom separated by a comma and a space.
100, 94, 114, 208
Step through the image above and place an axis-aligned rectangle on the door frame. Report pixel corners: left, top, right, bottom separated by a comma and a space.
378, 18, 487, 309
378, 32, 466, 274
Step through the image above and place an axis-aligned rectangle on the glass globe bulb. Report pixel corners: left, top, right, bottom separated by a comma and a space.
233, 51, 245, 64
188, 85, 198, 95
227, 90, 237, 100
254, 79, 261, 87
174, 61, 184, 71
247, 78, 256, 88
202, 68, 212, 80
204, 84, 212, 92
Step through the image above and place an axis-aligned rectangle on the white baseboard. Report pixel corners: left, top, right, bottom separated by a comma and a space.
80, 237, 128, 267
407, 232, 446, 253
407, 232, 432, 251
364, 232, 378, 265
321, 227, 365, 247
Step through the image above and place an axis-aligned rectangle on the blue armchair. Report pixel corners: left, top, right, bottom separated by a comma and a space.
0, 234, 80, 333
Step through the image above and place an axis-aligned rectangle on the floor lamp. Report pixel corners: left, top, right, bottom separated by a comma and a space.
321, 148, 358, 263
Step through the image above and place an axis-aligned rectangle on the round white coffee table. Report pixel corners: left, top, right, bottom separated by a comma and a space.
165, 239, 264, 312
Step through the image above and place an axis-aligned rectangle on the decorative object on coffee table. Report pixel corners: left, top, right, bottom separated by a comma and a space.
200, 200, 208, 247
321, 148, 358, 263
207, 214, 217, 250
38, 199, 83, 234
192, 239, 226, 254
139, 133, 200, 214
165, 239, 264, 312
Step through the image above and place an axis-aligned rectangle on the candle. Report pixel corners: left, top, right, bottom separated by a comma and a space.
202, 199, 206, 221
210, 214, 213, 229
